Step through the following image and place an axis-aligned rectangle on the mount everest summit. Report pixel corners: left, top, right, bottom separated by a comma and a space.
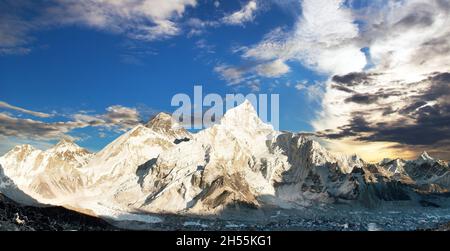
1, 100, 449, 224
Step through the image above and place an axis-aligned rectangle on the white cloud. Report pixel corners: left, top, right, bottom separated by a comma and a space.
295, 80, 325, 102
195, 39, 216, 54
242, 0, 366, 75
214, 59, 289, 86
0, 101, 52, 118
73, 105, 145, 132
255, 59, 290, 77
216, 0, 366, 86
362, 0, 450, 82
214, 64, 248, 84
222, 0, 258, 25
246, 79, 261, 92
186, 18, 219, 37
0, 0, 198, 52
294, 80, 308, 91
49, 0, 197, 41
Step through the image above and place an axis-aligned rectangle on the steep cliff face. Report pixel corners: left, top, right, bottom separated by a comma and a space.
133, 101, 371, 213
378, 152, 450, 194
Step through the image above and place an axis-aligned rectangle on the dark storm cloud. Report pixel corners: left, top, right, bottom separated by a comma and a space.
331, 72, 374, 86
432, 72, 450, 82
419, 72, 450, 100
331, 84, 355, 93
343, 89, 402, 105
323, 104, 450, 146
361, 104, 450, 146
344, 94, 380, 104
399, 101, 428, 115
321, 72, 450, 152
381, 107, 397, 116
321, 116, 371, 139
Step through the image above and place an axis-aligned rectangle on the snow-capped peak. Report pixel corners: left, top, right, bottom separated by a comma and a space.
146, 112, 175, 129
419, 151, 433, 161
1, 144, 40, 162
220, 100, 273, 132
415, 151, 435, 165
48, 138, 89, 156
145, 112, 190, 139
54, 138, 78, 148
380, 158, 406, 174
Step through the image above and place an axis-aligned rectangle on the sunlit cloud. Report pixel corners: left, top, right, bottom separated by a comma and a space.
0, 101, 52, 118
222, 0, 258, 26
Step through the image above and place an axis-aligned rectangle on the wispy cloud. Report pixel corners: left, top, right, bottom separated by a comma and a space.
241, 0, 366, 75
47, 0, 197, 40
0, 104, 158, 147
222, 0, 258, 26
254, 59, 290, 78
0, 101, 52, 118
359, 0, 450, 82
214, 58, 290, 86
73, 105, 145, 133
0, 112, 86, 140
0, 1, 37, 55
195, 39, 216, 54
0, 0, 198, 54
214, 64, 249, 84
186, 18, 220, 37
214, 0, 366, 87
295, 80, 325, 103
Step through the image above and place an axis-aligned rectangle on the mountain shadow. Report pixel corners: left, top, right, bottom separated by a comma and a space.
0, 164, 41, 206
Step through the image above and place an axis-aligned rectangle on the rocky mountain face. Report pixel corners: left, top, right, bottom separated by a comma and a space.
378, 153, 450, 194
0, 100, 449, 221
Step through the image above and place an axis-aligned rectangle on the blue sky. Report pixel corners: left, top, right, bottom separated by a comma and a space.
0, 0, 323, 152
1, 0, 449, 161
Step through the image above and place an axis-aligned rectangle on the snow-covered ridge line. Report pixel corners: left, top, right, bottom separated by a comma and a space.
0, 101, 449, 219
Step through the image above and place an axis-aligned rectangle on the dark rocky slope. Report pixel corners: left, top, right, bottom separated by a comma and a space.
0, 193, 118, 231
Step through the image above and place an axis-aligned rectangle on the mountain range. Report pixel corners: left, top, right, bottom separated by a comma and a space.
1, 100, 449, 223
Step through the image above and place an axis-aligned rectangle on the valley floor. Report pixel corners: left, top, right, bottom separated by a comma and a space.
108, 204, 450, 231
100, 193, 450, 231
